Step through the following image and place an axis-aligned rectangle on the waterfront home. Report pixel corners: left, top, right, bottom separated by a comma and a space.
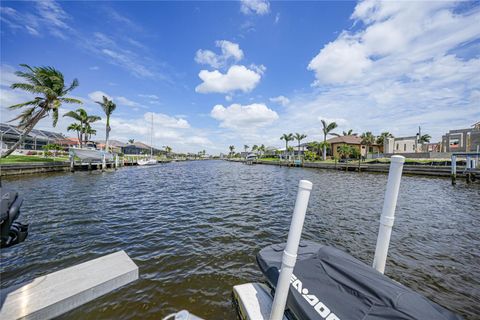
441, 121, 480, 152
96, 140, 126, 154
384, 136, 422, 154
121, 141, 163, 155
0, 123, 65, 153
327, 135, 381, 158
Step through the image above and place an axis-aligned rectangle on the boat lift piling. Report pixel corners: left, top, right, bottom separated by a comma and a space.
372, 155, 405, 274
269, 180, 313, 320
451, 154, 457, 185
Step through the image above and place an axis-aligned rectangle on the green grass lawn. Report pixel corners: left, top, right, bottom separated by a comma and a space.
0, 155, 70, 164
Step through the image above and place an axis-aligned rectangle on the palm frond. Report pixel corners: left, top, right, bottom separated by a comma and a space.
60, 97, 82, 104
63, 110, 83, 121
8, 98, 42, 109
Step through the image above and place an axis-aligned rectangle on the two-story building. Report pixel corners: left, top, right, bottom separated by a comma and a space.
441, 122, 480, 152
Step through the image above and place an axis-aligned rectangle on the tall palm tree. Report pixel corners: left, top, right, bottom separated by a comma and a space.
67, 123, 82, 146
252, 144, 258, 154
2, 64, 82, 158
244, 144, 249, 153
280, 133, 294, 156
165, 146, 172, 157
294, 133, 307, 155
418, 134, 431, 144
376, 132, 394, 146
63, 108, 101, 146
360, 132, 376, 157
128, 139, 135, 144
259, 144, 265, 158
83, 125, 97, 141
332, 129, 357, 137
95, 96, 116, 152
321, 120, 338, 160
229, 145, 235, 158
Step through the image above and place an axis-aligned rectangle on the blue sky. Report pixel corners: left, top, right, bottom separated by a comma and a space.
1, 0, 479, 153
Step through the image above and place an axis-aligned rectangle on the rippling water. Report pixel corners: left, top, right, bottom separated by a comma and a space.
1, 160, 479, 319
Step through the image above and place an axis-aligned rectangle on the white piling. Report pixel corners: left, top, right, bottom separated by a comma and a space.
372, 155, 405, 274
269, 180, 313, 320
102, 154, 106, 171
451, 155, 457, 185
115, 154, 119, 170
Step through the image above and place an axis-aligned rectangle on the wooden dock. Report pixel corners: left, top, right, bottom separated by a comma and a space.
0, 250, 138, 320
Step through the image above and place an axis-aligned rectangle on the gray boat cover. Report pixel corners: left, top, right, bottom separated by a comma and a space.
257, 241, 462, 320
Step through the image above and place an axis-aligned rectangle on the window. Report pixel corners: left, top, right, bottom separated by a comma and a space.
404, 144, 406, 151
396, 143, 399, 150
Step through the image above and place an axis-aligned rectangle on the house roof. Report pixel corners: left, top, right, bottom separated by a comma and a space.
327, 135, 363, 145
56, 137, 80, 145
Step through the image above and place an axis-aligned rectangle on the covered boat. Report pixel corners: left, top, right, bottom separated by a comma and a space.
70, 147, 113, 162
257, 241, 462, 320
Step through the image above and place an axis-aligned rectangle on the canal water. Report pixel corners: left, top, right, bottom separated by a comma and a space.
1, 160, 479, 319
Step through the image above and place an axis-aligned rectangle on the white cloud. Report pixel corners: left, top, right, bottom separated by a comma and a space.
102, 49, 154, 78
88, 91, 112, 102
138, 94, 159, 100
269, 95, 290, 106
116, 96, 141, 108
240, 0, 270, 16
145, 112, 190, 129
195, 65, 262, 94
210, 103, 278, 129
89, 66, 99, 70
195, 40, 244, 68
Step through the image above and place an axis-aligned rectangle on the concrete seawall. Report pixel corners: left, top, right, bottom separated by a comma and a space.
230, 159, 465, 178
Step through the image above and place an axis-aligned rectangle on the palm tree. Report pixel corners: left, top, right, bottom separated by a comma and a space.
321, 120, 338, 160
244, 144, 249, 154
164, 146, 172, 157
308, 141, 321, 159
280, 133, 294, 156
360, 132, 376, 157
252, 144, 258, 154
338, 144, 352, 159
95, 96, 116, 152
294, 133, 307, 155
259, 144, 265, 158
2, 64, 82, 158
67, 123, 82, 146
63, 108, 101, 146
332, 129, 357, 137
418, 134, 431, 144
83, 125, 97, 141
376, 132, 394, 146
128, 139, 135, 144
229, 145, 235, 158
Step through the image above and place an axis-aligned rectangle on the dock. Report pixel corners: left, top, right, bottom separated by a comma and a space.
0, 250, 138, 320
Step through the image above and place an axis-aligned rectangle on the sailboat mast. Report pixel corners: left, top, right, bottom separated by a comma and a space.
150, 114, 153, 158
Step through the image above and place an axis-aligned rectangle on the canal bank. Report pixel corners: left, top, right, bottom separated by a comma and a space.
227, 159, 479, 183
0, 158, 178, 176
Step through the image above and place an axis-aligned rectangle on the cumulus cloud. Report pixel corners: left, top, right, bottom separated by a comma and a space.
210, 103, 278, 129
269, 95, 290, 106
308, 1, 480, 86
88, 90, 112, 102
195, 40, 244, 68
240, 0, 270, 16
195, 65, 262, 94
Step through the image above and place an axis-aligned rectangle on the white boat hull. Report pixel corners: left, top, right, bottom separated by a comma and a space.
70, 148, 113, 162
137, 158, 157, 166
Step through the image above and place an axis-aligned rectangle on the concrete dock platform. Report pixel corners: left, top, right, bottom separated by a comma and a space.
0, 250, 138, 320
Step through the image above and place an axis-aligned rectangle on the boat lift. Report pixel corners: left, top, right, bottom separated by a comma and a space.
233, 155, 461, 320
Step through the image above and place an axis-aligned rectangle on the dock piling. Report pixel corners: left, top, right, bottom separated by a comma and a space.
69, 155, 74, 173
269, 180, 313, 320
372, 155, 405, 274
451, 155, 457, 185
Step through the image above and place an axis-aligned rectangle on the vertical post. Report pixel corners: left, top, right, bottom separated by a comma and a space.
372, 155, 405, 274
115, 155, 118, 170
269, 180, 313, 320
70, 154, 75, 173
451, 155, 457, 185
88, 162, 92, 171
102, 154, 106, 171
